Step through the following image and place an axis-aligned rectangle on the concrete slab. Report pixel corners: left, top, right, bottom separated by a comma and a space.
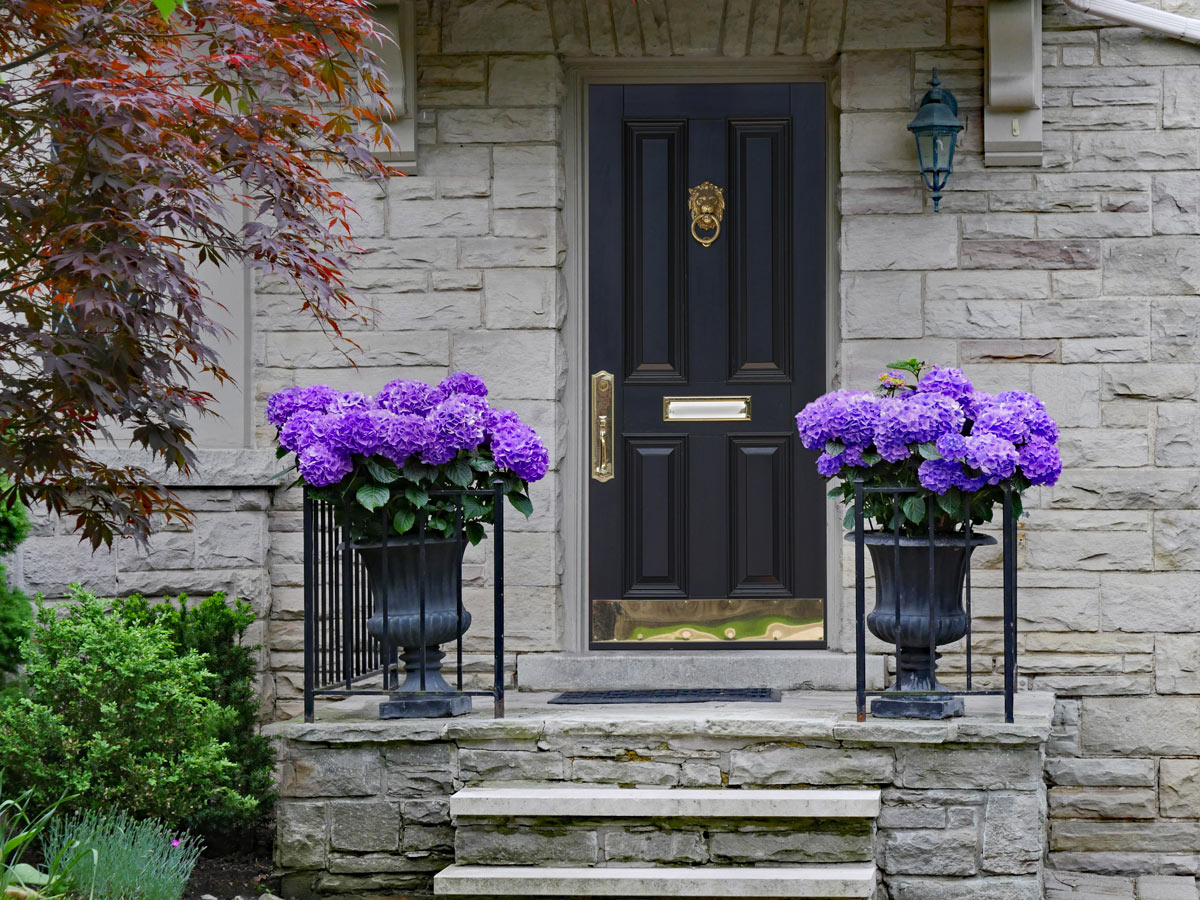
434, 864, 878, 897
449, 786, 882, 819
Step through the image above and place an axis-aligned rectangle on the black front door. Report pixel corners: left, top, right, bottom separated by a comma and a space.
588, 83, 827, 649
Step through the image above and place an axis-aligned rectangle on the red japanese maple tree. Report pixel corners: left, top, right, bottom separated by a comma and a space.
0, 0, 394, 547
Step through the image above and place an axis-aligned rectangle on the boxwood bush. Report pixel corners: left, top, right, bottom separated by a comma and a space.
114, 593, 275, 833
0, 589, 256, 828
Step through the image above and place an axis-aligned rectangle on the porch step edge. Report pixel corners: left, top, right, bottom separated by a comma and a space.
433, 864, 877, 898
516, 651, 885, 692
450, 786, 882, 819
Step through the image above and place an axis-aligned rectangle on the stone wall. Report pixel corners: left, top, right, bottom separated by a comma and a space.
268, 697, 1053, 899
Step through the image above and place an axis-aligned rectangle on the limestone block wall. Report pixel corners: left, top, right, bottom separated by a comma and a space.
268, 700, 1052, 899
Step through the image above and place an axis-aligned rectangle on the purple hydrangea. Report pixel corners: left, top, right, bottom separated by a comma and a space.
376, 379, 435, 416
874, 392, 965, 448
917, 366, 975, 405
961, 432, 1019, 480
935, 432, 966, 460
433, 371, 489, 401
375, 411, 428, 467
266, 387, 302, 427
794, 390, 880, 451
816, 452, 843, 477
297, 444, 353, 487
918, 458, 962, 495
421, 394, 489, 465
279, 409, 334, 454
328, 391, 376, 414
1019, 438, 1062, 486
971, 402, 1030, 445
327, 408, 386, 456
1027, 409, 1060, 443
294, 384, 338, 414
492, 417, 550, 482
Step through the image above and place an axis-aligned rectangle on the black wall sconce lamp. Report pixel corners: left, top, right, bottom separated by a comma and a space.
907, 69, 964, 212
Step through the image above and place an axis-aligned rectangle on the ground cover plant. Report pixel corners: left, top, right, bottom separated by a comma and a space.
43, 810, 201, 900
0, 780, 95, 900
0, 589, 254, 828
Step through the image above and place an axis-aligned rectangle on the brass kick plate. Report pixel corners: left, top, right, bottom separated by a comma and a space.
663, 396, 752, 422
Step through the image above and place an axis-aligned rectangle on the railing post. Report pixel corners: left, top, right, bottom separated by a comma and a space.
854, 482, 866, 722
493, 478, 505, 719
418, 514, 427, 692
303, 492, 315, 723
456, 498, 464, 693
1003, 487, 1016, 723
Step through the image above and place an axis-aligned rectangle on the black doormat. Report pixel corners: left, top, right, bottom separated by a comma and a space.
548, 688, 782, 705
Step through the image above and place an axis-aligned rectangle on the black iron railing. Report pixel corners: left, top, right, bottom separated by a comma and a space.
853, 484, 1019, 723
302, 483, 505, 722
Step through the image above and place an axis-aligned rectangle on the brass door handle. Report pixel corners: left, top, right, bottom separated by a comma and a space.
591, 370, 614, 482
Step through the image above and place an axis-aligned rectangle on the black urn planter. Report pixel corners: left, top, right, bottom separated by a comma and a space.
850, 531, 996, 720
356, 537, 472, 718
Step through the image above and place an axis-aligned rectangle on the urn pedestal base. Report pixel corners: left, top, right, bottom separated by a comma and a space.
380, 691, 472, 718
871, 693, 964, 719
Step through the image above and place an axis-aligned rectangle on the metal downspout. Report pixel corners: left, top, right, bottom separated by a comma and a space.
1061, 0, 1200, 43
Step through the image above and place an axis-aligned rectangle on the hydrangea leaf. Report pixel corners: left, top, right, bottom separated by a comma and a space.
901, 494, 926, 524
917, 442, 942, 460
393, 508, 416, 535
404, 487, 429, 509
468, 456, 496, 473
465, 521, 485, 545
356, 484, 390, 512
936, 489, 962, 519
462, 495, 488, 519
824, 439, 845, 455
446, 458, 473, 488
842, 505, 856, 530
507, 493, 533, 518
366, 458, 401, 484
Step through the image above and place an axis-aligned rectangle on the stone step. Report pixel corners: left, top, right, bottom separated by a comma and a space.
450, 786, 882, 820
434, 863, 877, 898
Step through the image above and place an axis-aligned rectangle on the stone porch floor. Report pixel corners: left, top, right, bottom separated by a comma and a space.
285, 689, 1055, 741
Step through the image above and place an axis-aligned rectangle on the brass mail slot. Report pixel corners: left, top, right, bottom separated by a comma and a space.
663, 396, 752, 422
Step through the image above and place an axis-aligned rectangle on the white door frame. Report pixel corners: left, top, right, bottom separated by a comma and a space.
560, 58, 844, 654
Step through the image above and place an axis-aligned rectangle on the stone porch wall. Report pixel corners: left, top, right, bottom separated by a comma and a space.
268, 697, 1053, 899
11, 0, 1200, 881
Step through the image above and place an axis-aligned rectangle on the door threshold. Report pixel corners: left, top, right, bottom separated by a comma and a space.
516, 650, 884, 693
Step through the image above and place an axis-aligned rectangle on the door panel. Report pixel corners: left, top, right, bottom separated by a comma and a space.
588, 83, 827, 649
625, 121, 687, 382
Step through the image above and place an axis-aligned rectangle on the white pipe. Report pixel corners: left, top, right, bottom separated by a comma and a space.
1062, 0, 1200, 43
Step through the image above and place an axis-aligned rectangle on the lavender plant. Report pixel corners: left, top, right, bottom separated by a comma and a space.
269, 373, 550, 544
794, 360, 1062, 534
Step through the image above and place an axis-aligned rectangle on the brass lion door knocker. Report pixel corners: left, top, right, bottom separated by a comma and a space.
688, 181, 725, 248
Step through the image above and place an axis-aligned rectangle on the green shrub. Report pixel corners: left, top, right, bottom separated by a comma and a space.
114, 593, 275, 831
0, 567, 32, 677
0, 488, 32, 676
0, 588, 255, 827
42, 809, 201, 900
